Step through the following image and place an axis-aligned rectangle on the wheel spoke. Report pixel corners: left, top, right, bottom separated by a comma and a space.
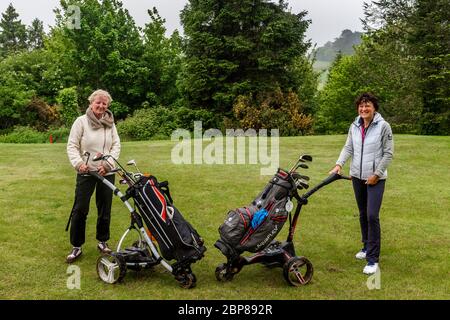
294, 271, 306, 284
100, 257, 114, 269
107, 264, 118, 283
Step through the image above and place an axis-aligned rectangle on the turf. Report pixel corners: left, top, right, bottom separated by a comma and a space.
0, 135, 449, 299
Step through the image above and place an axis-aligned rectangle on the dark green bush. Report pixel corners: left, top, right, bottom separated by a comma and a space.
0, 126, 70, 143
116, 106, 219, 141
57, 87, 80, 128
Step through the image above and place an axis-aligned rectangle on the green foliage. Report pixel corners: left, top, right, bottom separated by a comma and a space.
173, 106, 220, 132
180, 0, 311, 113
27, 18, 45, 50
0, 125, 70, 143
316, 1, 449, 135
0, 126, 50, 143
233, 89, 313, 136
290, 56, 320, 115
54, 0, 145, 115
116, 107, 178, 140
139, 8, 183, 107
315, 54, 360, 134
116, 105, 219, 141
316, 37, 423, 135
361, 0, 449, 135
109, 101, 129, 119
56, 87, 80, 127
0, 63, 35, 129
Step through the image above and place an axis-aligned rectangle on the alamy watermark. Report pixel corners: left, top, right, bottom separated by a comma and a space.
171, 121, 279, 175
366, 268, 381, 290
66, 5, 81, 29
66, 265, 81, 290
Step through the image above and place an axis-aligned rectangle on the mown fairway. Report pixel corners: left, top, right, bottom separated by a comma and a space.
0, 135, 449, 299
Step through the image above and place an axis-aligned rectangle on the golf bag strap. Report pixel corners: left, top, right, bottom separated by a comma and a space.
159, 181, 173, 204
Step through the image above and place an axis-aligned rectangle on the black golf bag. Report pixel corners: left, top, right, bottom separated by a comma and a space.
128, 175, 206, 263
216, 168, 295, 255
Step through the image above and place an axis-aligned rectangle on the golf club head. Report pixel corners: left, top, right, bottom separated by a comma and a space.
297, 163, 309, 170
299, 174, 310, 181
298, 179, 309, 189
291, 172, 310, 181
127, 160, 136, 166
300, 154, 312, 162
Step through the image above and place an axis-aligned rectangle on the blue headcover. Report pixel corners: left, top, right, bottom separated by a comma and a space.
251, 208, 268, 229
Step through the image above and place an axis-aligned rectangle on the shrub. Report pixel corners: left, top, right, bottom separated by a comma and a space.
232, 89, 313, 136
116, 106, 220, 141
117, 107, 178, 140
25, 97, 61, 131
57, 87, 80, 127
0, 126, 49, 143
0, 126, 70, 144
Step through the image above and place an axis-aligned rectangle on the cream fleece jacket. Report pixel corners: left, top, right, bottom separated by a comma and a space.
67, 114, 121, 174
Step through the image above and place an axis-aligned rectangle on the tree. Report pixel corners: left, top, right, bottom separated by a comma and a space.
0, 3, 27, 57
0, 49, 60, 129
316, 33, 422, 134
362, 0, 449, 135
139, 8, 183, 108
27, 18, 45, 50
410, 0, 450, 135
54, 0, 145, 116
180, 0, 311, 113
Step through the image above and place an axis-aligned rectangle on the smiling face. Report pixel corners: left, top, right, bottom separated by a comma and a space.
358, 100, 376, 123
90, 95, 110, 119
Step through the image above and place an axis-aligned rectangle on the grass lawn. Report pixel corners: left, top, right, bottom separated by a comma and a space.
0, 135, 449, 299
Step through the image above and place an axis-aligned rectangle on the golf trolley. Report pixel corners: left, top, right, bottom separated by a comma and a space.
87, 153, 205, 288
214, 155, 351, 286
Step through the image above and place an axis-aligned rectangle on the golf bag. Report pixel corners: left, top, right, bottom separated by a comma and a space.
217, 168, 295, 254
128, 175, 206, 262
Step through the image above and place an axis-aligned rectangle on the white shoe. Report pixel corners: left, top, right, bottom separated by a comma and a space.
363, 263, 379, 275
355, 249, 367, 260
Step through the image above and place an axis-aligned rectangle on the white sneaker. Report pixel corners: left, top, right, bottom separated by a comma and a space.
355, 249, 367, 260
363, 263, 379, 275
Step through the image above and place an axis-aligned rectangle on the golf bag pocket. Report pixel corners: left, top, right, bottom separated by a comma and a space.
237, 199, 288, 252
218, 207, 256, 246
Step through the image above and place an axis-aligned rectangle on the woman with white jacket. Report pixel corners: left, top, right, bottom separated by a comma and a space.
66, 89, 121, 263
330, 92, 394, 275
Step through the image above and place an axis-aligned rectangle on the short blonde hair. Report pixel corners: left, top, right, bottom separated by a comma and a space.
88, 89, 112, 106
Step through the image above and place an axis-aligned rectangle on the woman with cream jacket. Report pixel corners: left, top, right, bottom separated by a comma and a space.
66, 89, 121, 263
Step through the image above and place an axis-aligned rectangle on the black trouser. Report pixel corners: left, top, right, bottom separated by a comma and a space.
69, 174, 115, 247
352, 177, 386, 264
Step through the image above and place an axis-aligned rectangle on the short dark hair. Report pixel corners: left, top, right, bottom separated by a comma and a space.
355, 92, 378, 111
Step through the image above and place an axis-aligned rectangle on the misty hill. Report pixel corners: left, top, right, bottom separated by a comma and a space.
314, 29, 363, 62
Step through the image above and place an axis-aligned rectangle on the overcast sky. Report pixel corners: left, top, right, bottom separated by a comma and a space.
0, 0, 368, 46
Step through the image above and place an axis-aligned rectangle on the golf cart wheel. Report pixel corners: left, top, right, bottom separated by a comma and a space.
176, 272, 197, 289
96, 253, 126, 284
215, 263, 234, 282
283, 256, 313, 286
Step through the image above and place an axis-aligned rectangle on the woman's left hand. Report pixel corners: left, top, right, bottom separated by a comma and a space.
97, 165, 108, 176
366, 175, 380, 185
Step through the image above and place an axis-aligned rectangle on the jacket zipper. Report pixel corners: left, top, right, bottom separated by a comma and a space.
359, 123, 371, 180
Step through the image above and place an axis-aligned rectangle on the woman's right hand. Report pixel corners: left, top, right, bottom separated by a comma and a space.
329, 165, 342, 175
